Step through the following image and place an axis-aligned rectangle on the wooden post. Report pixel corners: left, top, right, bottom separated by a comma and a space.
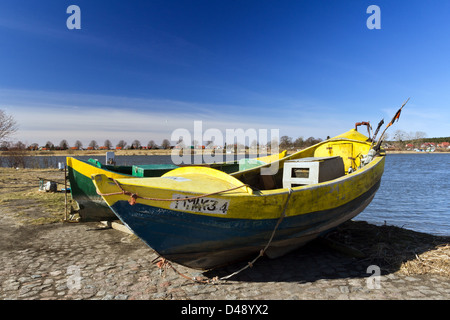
64, 164, 68, 221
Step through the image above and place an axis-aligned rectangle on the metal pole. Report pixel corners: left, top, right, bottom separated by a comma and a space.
64, 164, 68, 221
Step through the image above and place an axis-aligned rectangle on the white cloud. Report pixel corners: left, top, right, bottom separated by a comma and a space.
4, 88, 443, 148
2, 89, 320, 146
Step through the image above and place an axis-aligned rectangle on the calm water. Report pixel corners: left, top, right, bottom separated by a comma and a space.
1, 153, 449, 236
354, 153, 450, 236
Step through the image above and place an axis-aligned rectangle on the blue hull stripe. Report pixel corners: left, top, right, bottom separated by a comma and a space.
109, 180, 380, 268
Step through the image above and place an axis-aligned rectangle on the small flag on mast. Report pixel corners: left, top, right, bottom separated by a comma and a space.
386, 97, 410, 128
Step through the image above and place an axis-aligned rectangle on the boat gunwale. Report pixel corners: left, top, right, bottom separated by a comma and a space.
257, 153, 385, 196
93, 153, 384, 221
229, 134, 373, 177
106, 143, 384, 198
67, 157, 133, 178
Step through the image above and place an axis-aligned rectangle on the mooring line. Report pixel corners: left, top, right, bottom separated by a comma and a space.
153, 188, 294, 283
95, 178, 249, 205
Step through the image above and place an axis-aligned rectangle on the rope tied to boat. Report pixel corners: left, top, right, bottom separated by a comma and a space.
95, 178, 250, 205
97, 177, 293, 283
218, 187, 293, 281
151, 188, 294, 284
152, 257, 215, 284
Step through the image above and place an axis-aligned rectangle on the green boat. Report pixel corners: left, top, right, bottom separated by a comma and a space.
66, 158, 176, 221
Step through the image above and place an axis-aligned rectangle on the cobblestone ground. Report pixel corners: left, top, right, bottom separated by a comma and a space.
1, 205, 449, 303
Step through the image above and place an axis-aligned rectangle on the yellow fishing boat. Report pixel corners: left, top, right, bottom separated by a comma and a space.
92, 126, 385, 270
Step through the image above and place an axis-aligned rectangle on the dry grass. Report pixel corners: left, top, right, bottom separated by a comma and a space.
400, 243, 450, 276
0, 168, 68, 224
327, 220, 450, 277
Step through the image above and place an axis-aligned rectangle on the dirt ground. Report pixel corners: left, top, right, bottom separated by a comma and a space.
1, 167, 450, 304
1, 167, 448, 279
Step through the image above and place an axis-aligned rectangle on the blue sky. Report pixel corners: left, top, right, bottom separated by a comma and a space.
0, 0, 449, 147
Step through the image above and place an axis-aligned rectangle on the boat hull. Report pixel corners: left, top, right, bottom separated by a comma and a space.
67, 158, 133, 221
109, 179, 380, 269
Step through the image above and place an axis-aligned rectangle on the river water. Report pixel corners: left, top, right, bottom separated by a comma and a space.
354, 153, 450, 236
1, 153, 449, 236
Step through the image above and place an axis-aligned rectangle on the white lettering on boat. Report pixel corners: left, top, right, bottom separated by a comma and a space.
170, 194, 229, 215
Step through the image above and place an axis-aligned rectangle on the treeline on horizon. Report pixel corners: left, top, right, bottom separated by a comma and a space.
399, 136, 450, 144
383, 129, 450, 149
0, 135, 327, 151
1, 131, 448, 152
0, 139, 172, 151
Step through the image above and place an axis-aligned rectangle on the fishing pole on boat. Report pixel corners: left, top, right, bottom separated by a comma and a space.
372, 118, 384, 142
368, 118, 384, 150
373, 97, 410, 152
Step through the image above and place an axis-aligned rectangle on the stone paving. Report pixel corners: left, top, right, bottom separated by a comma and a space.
1, 206, 449, 302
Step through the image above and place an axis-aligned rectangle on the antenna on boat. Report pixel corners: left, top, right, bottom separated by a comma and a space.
373, 97, 410, 151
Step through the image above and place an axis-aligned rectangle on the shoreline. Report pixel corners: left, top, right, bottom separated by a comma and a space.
384, 150, 450, 154
1, 149, 449, 157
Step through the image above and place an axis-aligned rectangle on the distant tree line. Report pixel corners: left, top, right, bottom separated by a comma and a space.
278, 135, 324, 150
3, 106, 447, 153
384, 130, 450, 150
1, 135, 327, 152
0, 138, 173, 151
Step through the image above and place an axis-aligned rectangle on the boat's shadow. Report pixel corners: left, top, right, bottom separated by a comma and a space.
204, 221, 449, 283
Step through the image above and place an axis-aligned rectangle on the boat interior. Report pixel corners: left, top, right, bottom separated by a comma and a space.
231, 138, 373, 191
84, 130, 375, 193
86, 158, 240, 177
87, 158, 134, 175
